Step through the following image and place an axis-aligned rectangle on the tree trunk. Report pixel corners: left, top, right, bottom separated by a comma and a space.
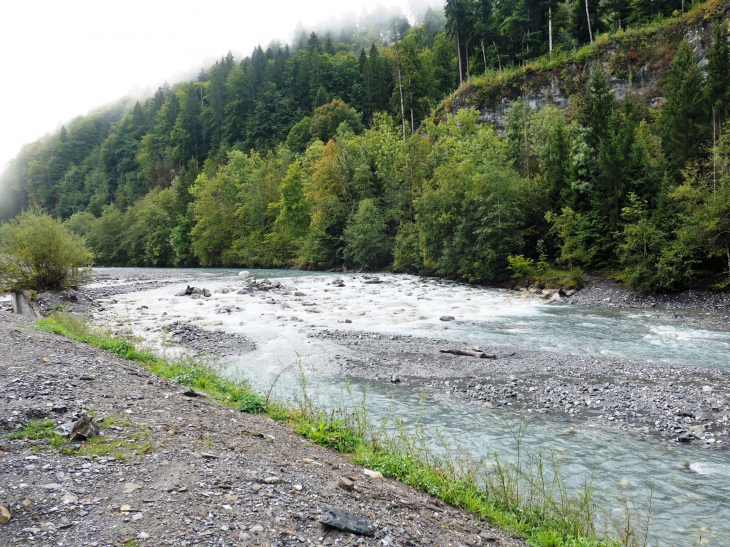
585, 0, 594, 44
493, 41, 502, 72
523, 100, 530, 178
440, 349, 496, 359
466, 42, 470, 79
408, 79, 414, 134
395, 38, 406, 142
549, 5, 553, 53
456, 30, 463, 85
481, 40, 488, 75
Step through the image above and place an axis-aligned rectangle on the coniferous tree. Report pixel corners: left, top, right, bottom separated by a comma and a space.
660, 40, 708, 175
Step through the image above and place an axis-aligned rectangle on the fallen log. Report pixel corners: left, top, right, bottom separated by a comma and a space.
439, 349, 496, 359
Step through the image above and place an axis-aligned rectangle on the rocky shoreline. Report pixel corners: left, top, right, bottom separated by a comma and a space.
0, 311, 522, 547
563, 276, 730, 318
318, 328, 730, 447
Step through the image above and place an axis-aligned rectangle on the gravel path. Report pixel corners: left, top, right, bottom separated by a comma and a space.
0, 312, 522, 547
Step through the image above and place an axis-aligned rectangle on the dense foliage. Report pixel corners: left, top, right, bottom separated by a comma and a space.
0, 210, 93, 291
1, 2, 729, 291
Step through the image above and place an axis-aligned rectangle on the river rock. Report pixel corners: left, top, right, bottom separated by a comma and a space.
10, 290, 41, 318
338, 476, 355, 490
0, 506, 10, 525
319, 506, 375, 535
69, 415, 101, 441
440, 316, 455, 322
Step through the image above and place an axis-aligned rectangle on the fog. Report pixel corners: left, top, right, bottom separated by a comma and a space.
0, 0, 442, 177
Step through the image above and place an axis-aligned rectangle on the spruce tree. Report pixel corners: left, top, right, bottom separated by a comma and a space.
659, 40, 708, 175
580, 67, 615, 153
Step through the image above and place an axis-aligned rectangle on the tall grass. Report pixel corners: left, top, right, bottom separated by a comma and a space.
32, 312, 652, 547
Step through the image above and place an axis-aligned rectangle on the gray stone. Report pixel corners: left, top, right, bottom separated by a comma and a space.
338, 476, 355, 490
11, 291, 40, 318
68, 415, 100, 441
440, 316, 455, 322
320, 506, 375, 535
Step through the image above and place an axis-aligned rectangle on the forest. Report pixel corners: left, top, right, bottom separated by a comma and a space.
1, 0, 729, 292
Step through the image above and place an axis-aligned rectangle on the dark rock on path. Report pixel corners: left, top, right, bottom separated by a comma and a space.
320, 506, 376, 535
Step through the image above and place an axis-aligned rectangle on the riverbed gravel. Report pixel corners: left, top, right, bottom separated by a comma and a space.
0, 311, 522, 547
164, 321, 257, 357
564, 276, 730, 314
323, 329, 730, 447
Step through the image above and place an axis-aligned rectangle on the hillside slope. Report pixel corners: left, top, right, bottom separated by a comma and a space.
441, 0, 730, 128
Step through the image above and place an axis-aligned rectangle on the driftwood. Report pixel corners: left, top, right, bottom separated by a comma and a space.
440, 349, 496, 359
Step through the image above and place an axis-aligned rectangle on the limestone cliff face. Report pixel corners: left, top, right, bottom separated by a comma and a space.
441, 1, 730, 129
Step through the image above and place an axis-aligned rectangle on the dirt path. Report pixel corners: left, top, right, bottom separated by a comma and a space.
0, 311, 522, 547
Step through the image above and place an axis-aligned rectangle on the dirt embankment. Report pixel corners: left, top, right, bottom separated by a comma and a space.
0, 311, 522, 547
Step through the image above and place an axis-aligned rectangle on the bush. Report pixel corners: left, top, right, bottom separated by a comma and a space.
236, 393, 267, 414
0, 209, 94, 292
507, 254, 535, 278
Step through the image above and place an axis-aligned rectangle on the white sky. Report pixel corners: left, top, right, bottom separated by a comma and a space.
0, 0, 439, 176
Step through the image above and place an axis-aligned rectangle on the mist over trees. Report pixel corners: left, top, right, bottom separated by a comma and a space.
1, 1, 730, 292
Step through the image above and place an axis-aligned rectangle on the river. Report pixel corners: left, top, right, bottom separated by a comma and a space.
90, 268, 730, 546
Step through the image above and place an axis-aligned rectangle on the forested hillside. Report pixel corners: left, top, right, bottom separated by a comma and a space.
2, 0, 730, 292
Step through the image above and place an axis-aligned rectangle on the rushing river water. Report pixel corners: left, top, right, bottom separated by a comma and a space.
95, 268, 730, 546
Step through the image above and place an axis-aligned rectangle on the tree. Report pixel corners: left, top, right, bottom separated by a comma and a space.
660, 40, 708, 174
275, 161, 310, 238
0, 209, 93, 292
706, 20, 730, 168
673, 128, 730, 284
343, 198, 393, 269
618, 193, 665, 291
309, 99, 363, 144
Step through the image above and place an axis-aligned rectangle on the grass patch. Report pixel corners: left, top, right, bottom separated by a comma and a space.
7, 415, 152, 460
236, 392, 268, 414
531, 268, 586, 290
6, 419, 59, 441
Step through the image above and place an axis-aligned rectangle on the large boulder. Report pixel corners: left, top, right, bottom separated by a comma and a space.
11, 290, 40, 318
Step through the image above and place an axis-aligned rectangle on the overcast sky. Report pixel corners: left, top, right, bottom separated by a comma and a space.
0, 0, 440, 175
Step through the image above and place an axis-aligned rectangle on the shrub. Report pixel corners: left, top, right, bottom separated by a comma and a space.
507, 254, 535, 278
0, 209, 94, 292
236, 393, 267, 414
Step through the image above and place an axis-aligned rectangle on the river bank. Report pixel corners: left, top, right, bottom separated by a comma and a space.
12, 267, 730, 447
0, 311, 523, 547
